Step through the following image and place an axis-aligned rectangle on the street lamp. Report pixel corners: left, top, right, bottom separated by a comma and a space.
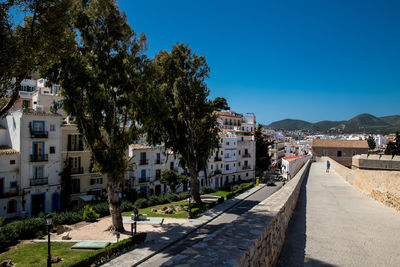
45, 214, 53, 267
188, 197, 192, 219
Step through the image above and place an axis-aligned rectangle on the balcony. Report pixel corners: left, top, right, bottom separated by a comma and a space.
30, 130, 48, 138
71, 167, 84, 174
213, 169, 222, 175
242, 153, 251, 158
242, 165, 251, 170
138, 177, 150, 183
139, 159, 148, 165
30, 154, 48, 162
67, 144, 84, 151
154, 159, 163, 164
30, 177, 48, 186
0, 188, 19, 199
214, 156, 222, 161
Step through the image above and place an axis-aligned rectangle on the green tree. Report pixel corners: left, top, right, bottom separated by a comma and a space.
385, 132, 400, 156
146, 43, 219, 203
212, 97, 230, 111
160, 169, 188, 194
255, 125, 272, 177
0, 0, 72, 117
367, 135, 376, 150
48, 0, 149, 232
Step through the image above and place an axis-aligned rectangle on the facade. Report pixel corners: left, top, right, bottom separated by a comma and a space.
269, 140, 285, 165
312, 139, 369, 168
281, 155, 311, 180
0, 110, 63, 217
12, 79, 37, 110
61, 124, 107, 206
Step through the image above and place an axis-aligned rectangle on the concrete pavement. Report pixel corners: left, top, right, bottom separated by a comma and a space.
278, 161, 400, 267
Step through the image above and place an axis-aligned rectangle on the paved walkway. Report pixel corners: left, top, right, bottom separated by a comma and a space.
278, 162, 400, 267
102, 183, 282, 266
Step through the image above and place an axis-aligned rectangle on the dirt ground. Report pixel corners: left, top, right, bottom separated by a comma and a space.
51, 216, 187, 242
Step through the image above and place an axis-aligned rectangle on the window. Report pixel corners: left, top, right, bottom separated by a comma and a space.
22, 100, 30, 108
68, 134, 83, 151
10, 160, 15, 165
221, 164, 223, 168
226, 142, 229, 145
170, 162, 174, 170
50, 146, 55, 154
246, 173, 248, 177
156, 153, 161, 163
238, 162, 241, 166
225, 164, 229, 170
221, 151, 223, 155
238, 150, 241, 155
32, 121, 45, 132
337, 150, 342, 157
71, 179, 80, 193
33, 166, 44, 179
233, 163, 235, 167
10, 181, 17, 188
141, 169, 146, 179
211, 165, 213, 170
90, 177, 103, 185
7, 200, 17, 214
156, 169, 161, 179
50, 124, 55, 131
352, 150, 356, 156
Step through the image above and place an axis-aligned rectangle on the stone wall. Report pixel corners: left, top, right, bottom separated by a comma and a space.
352, 154, 400, 171
322, 156, 400, 211
235, 160, 311, 267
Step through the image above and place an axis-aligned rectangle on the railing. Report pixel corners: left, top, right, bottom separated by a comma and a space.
0, 188, 19, 199
30, 154, 48, 162
242, 165, 251, 170
30, 130, 48, 138
71, 167, 84, 174
138, 177, 150, 183
242, 153, 251, 158
214, 156, 222, 161
67, 144, 84, 151
139, 159, 148, 165
214, 169, 222, 175
30, 177, 48, 186
154, 159, 162, 164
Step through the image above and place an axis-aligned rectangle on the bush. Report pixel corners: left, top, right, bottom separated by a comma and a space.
91, 202, 110, 217
70, 233, 147, 267
121, 200, 135, 212
82, 205, 100, 222
134, 198, 149, 209
200, 187, 216, 195
165, 193, 179, 203
177, 191, 191, 200
52, 211, 82, 225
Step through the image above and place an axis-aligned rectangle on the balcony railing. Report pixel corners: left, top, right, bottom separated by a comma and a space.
242, 153, 251, 158
139, 159, 148, 165
214, 156, 222, 161
213, 169, 222, 175
154, 159, 163, 164
30, 130, 48, 138
71, 167, 84, 174
30, 154, 48, 162
30, 177, 48, 186
67, 144, 84, 151
0, 188, 19, 199
242, 165, 251, 170
138, 177, 150, 183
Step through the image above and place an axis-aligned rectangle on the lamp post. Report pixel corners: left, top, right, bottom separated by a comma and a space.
188, 197, 192, 219
45, 214, 53, 267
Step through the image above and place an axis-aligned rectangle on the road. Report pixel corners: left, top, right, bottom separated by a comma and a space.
138, 182, 283, 266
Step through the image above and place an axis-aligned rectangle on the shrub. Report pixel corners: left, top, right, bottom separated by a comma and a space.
200, 187, 216, 195
52, 211, 82, 225
82, 205, 100, 222
134, 198, 149, 209
91, 202, 110, 217
178, 191, 191, 200
165, 194, 179, 203
121, 200, 135, 212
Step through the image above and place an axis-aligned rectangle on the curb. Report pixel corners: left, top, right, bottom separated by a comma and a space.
130, 184, 268, 266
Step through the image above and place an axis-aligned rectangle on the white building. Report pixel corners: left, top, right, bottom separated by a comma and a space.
281, 155, 311, 180
0, 110, 63, 217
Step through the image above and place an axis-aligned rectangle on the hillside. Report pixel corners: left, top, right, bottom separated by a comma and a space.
266, 113, 400, 134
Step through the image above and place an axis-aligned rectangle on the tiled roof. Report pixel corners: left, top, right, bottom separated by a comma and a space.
129, 144, 152, 150
312, 139, 369, 149
283, 155, 309, 162
0, 146, 19, 155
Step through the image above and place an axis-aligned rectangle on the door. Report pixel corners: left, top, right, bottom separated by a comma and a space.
33, 142, 44, 160
155, 185, 161, 196
52, 193, 60, 212
31, 193, 45, 216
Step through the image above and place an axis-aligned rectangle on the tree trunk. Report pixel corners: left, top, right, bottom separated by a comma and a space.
189, 166, 202, 203
106, 174, 125, 232
203, 167, 208, 187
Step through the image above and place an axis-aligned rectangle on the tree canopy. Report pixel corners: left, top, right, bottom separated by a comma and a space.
145, 43, 220, 203
212, 97, 230, 111
0, 0, 72, 117
255, 125, 272, 177
385, 132, 400, 156
367, 136, 376, 150
160, 169, 188, 194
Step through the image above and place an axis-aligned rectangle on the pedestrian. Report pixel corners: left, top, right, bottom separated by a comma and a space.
326, 160, 330, 173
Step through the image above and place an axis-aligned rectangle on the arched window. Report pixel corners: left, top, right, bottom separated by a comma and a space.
7, 199, 17, 214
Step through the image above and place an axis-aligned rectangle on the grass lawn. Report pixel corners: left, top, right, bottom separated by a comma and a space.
0, 242, 95, 267
121, 200, 189, 218
206, 190, 231, 199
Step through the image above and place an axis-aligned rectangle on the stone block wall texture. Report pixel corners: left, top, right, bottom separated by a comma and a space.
322, 156, 400, 211
235, 160, 311, 267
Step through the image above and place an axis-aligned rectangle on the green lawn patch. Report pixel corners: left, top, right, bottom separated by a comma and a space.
206, 190, 232, 199
0, 242, 93, 267
122, 200, 189, 218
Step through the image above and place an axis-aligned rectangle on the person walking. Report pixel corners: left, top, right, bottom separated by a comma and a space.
326, 160, 331, 173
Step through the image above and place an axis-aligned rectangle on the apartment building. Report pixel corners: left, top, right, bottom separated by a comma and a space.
61, 124, 107, 206
0, 110, 63, 217
269, 140, 285, 165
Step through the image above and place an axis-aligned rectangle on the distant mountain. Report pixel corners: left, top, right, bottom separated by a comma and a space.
266, 113, 400, 134
267, 119, 313, 131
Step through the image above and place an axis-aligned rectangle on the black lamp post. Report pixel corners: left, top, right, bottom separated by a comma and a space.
45, 214, 53, 267
188, 197, 192, 219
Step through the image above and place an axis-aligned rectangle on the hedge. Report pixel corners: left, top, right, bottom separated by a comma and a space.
70, 233, 146, 267
226, 182, 254, 199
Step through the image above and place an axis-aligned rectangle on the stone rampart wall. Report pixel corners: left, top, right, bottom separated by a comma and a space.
234, 160, 311, 267
322, 156, 400, 211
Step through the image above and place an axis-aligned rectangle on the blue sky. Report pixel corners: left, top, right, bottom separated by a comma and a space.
119, 0, 400, 124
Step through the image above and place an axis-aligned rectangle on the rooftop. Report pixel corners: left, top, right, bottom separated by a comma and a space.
283, 155, 309, 162
0, 146, 19, 155
129, 144, 152, 150
312, 139, 369, 149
